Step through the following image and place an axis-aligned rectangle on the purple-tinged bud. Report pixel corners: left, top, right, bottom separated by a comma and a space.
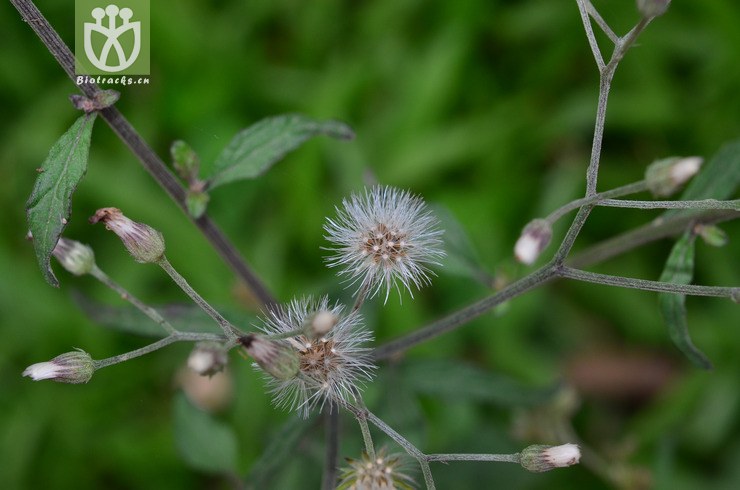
646, 156, 702, 197
239, 334, 300, 381
514, 219, 552, 265
519, 444, 581, 473
187, 342, 228, 377
89, 207, 165, 263
636, 0, 671, 18
52, 237, 96, 276
23, 350, 95, 384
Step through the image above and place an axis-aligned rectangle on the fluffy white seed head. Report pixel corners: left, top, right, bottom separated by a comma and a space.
324, 186, 444, 303
253, 296, 375, 418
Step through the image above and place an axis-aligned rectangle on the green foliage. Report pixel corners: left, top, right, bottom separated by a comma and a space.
26, 113, 96, 287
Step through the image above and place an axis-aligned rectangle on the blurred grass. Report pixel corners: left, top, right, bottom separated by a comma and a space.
1, 0, 739, 489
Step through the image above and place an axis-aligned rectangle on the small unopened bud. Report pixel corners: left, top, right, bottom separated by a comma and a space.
52, 237, 96, 275
187, 342, 228, 377
646, 156, 703, 197
636, 0, 671, 18
89, 207, 165, 263
22, 350, 95, 384
695, 224, 728, 248
308, 310, 339, 337
239, 334, 300, 381
519, 444, 581, 473
514, 219, 552, 265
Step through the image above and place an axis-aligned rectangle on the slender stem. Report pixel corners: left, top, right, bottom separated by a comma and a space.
598, 199, 740, 211
426, 453, 520, 463
92, 331, 225, 369
546, 181, 649, 223
585, 0, 619, 44
157, 256, 241, 340
9, 0, 276, 308
90, 265, 176, 335
352, 278, 371, 313
373, 266, 556, 360
355, 398, 376, 459
321, 404, 340, 490
576, 0, 605, 70
558, 266, 739, 298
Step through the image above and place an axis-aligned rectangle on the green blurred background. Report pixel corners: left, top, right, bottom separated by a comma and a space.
1, 0, 739, 488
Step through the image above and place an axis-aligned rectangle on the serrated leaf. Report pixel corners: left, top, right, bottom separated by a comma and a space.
245, 415, 314, 487
658, 233, 712, 370
665, 139, 740, 219
74, 293, 248, 338
402, 359, 557, 407
207, 114, 354, 189
174, 393, 238, 474
26, 114, 97, 287
432, 204, 494, 287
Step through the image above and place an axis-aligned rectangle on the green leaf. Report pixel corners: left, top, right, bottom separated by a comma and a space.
245, 415, 314, 487
74, 293, 248, 337
207, 114, 354, 189
402, 359, 557, 407
26, 114, 97, 287
173, 392, 238, 474
170, 140, 200, 182
658, 233, 712, 370
432, 204, 494, 287
665, 139, 740, 219
186, 189, 210, 219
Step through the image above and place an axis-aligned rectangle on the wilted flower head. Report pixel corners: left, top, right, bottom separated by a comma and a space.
22, 349, 95, 384
53, 237, 96, 276
519, 443, 581, 473
338, 447, 415, 490
248, 296, 375, 418
89, 207, 165, 263
324, 186, 444, 302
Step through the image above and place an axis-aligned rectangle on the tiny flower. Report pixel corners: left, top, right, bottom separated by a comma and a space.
636, 0, 671, 18
645, 156, 703, 197
514, 219, 552, 265
324, 186, 444, 302
519, 444, 581, 473
22, 350, 95, 384
309, 310, 339, 338
239, 334, 300, 381
187, 342, 228, 377
338, 447, 415, 490
249, 296, 375, 418
89, 207, 166, 263
52, 237, 96, 275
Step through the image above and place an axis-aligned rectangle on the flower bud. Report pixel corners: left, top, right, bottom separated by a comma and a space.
307, 310, 339, 338
519, 444, 581, 473
89, 207, 165, 263
187, 342, 228, 377
514, 219, 552, 265
52, 237, 96, 275
645, 156, 702, 197
239, 334, 300, 381
23, 350, 95, 384
636, 0, 671, 18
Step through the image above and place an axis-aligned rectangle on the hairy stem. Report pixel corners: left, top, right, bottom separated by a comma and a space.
558, 266, 739, 298
90, 265, 176, 335
545, 181, 648, 224
321, 405, 340, 490
93, 331, 225, 369
598, 198, 740, 211
157, 256, 241, 340
10, 0, 276, 308
426, 453, 520, 463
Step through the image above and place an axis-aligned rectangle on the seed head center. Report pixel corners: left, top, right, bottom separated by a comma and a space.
361, 223, 407, 263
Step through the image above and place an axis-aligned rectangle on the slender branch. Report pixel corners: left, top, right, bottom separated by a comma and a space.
92, 331, 225, 369
352, 278, 371, 313
90, 265, 176, 335
558, 266, 739, 298
598, 198, 740, 211
373, 267, 557, 360
157, 256, 242, 340
585, 0, 619, 44
545, 181, 648, 224
576, 0, 605, 70
321, 404, 340, 490
427, 453, 520, 463
9, 0, 276, 308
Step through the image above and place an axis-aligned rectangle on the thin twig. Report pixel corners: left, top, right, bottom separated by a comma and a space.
558, 266, 739, 298
321, 404, 340, 490
598, 199, 740, 211
426, 453, 520, 463
576, 0, 605, 70
585, 0, 619, 44
10, 0, 276, 308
